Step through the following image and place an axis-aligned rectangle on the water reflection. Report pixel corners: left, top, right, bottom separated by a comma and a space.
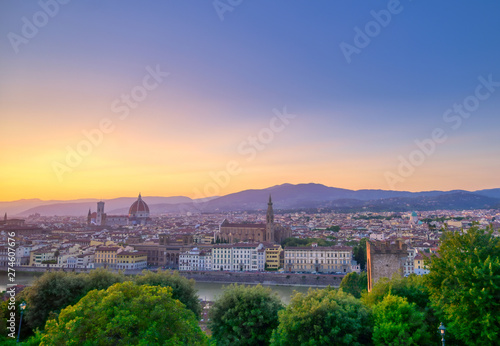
195, 281, 319, 305
1, 271, 325, 305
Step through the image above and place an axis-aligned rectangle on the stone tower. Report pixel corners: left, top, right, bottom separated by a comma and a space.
266, 195, 274, 242
367, 239, 408, 292
96, 201, 105, 226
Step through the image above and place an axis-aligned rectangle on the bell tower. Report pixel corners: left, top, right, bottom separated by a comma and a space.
266, 195, 274, 242
96, 201, 105, 226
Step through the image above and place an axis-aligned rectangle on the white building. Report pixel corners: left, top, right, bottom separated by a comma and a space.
16, 246, 31, 266
284, 244, 353, 274
370, 233, 385, 241
179, 247, 212, 271
403, 247, 417, 276
212, 243, 265, 271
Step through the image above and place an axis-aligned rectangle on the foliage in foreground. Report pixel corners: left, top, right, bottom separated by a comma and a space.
372, 294, 431, 345
134, 269, 201, 317
18, 268, 201, 336
208, 284, 283, 346
271, 288, 372, 345
22, 269, 124, 331
339, 271, 367, 298
425, 226, 500, 345
38, 282, 207, 346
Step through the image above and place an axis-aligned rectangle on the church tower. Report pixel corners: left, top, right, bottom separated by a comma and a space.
266, 195, 274, 242
87, 209, 91, 225
96, 201, 105, 226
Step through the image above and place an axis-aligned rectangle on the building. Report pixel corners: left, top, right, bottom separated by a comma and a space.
212, 243, 265, 271
132, 240, 185, 269
265, 244, 283, 270
128, 194, 150, 225
194, 234, 215, 245
403, 247, 417, 276
66, 254, 94, 269
414, 253, 432, 275
409, 211, 419, 225
29, 247, 56, 267
116, 251, 148, 270
0, 214, 25, 227
87, 194, 150, 226
217, 196, 291, 244
367, 239, 408, 292
284, 244, 353, 274
94, 246, 122, 268
179, 247, 212, 271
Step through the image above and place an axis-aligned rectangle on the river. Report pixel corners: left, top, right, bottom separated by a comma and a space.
1, 271, 316, 304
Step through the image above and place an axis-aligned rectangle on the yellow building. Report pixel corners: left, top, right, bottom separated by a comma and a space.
265, 244, 283, 270
413, 253, 431, 275
29, 248, 55, 266
116, 251, 148, 270
95, 246, 122, 268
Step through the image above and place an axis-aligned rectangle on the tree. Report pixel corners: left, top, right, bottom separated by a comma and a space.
362, 274, 430, 310
339, 272, 367, 298
23, 269, 124, 331
23, 271, 87, 331
271, 288, 372, 345
352, 238, 368, 270
134, 269, 201, 317
281, 237, 336, 248
209, 284, 283, 345
372, 294, 431, 345
38, 282, 207, 345
425, 226, 500, 345
362, 274, 439, 343
84, 267, 124, 291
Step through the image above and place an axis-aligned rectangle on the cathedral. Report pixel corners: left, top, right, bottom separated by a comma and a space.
217, 195, 291, 244
87, 194, 150, 226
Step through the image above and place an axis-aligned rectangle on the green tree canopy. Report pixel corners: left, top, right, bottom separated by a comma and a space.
208, 284, 283, 345
134, 269, 201, 317
23, 269, 124, 331
38, 282, 207, 345
271, 288, 372, 346
372, 294, 431, 345
339, 271, 367, 298
425, 226, 500, 345
362, 273, 438, 343
84, 267, 124, 291
23, 271, 87, 331
362, 274, 430, 310
281, 237, 335, 247
353, 238, 368, 270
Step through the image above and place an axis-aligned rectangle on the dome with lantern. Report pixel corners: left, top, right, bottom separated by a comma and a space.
128, 193, 150, 225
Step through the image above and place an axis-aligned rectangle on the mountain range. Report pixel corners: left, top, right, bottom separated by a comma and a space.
3, 184, 500, 217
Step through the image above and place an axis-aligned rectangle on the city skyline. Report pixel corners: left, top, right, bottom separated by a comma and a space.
1, 1, 500, 201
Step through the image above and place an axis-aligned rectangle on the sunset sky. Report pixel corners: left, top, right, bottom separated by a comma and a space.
1, 1, 500, 201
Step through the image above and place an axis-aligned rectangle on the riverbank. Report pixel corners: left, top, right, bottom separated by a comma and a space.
180, 271, 342, 287
1, 266, 342, 288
